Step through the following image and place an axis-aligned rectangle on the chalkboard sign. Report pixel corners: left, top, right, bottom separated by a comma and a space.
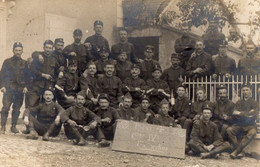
112, 119, 186, 159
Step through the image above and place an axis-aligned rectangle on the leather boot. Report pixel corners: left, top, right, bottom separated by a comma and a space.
43, 123, 56, 141
22, 125, 30, 134
11, 124, 19, 134
1, 126, 6, 134
26, 129, 39, 140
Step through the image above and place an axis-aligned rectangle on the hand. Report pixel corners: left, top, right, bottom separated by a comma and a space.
179, 76, 184, 82
65, 95, 75, 101
55, 115, 60, 125
138, 59, 144, 63
69, 52, 77, 56
42, 73, 53, 81
58, 72, 64, 79
83, 126, 90, 131
145, 113, 152, 118
23, 87, 28, 94
155, 114, 160, 118
193, 114, 201, 120
91, 98, 98, 105
101, 117, 111, 123
0, 87, 6, 94
24, 116, 29, 125
158, 89, 164, 93
225, 73, 231, 79
177, 124, 182, 128
82, 69, 88, 78
89, 121, 97, 129
196, 67, 203, 73
67, 119, 77, 127
233, 110, 241, 115
204, 144, 214, 151
135, 87, 141, 91
223, 114, 228, 120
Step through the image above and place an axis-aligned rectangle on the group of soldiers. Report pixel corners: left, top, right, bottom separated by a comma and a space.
0, 20, 259, 159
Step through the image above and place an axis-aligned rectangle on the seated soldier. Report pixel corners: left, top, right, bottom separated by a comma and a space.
189, 105, 232, 159
117, 93, 136, 120
61, 91, 109, 147
211, 85, 234, 140
171, 84, 193, 142
227, 83, 259, 159
122, 64, 147, 108
97, 63, 123, 108
190, 86, 211, 120
134, 96, 155, 123
115, 50, 132, 82
55, 59, 79, 109
93, 94, 119, 140
153, 99, 178, 127
146, 65, 170, 113
23, 88, 64, 141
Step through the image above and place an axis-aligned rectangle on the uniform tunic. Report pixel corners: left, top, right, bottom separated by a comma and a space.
213, 55, 236, 75
238, 56, 260, 75
115, 60, 132, 81
116, 107, 136, 120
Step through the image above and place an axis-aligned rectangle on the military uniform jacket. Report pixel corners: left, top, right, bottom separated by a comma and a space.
238, 56, 260, 75
115, 60, 132, 81
190, 119, 223, 146
62, 105, 100, 126
233, 97, 259, 126
0, 56, 27, 91
171, 97, 191, 119
153, 114, 177, 127
56, 71, 79, 97
146, 78, 170, 103
190, 99, 210, 119
134, 106, 155, 123
140, 59, 159, 80
94, 106, 119, 128
111, 42, 137, 63
52, 50, 67, 68
116, 106, 136, 120
213, 55, 236, 75
211, 99, 234, 125
161, 66, 185, 91
24, 101, 64, 124
79, 74, 99, 98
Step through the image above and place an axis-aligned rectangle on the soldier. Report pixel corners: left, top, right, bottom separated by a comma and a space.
174, 23, 195, 69
161, 53, 185, 97
61, 92, 110, 147
202, 21, 225, 56
122, 64, 147, 108
0, 42, 28, 134
146, 65, 170, 113
134, 96, 155, 123
153, 99, 178, 127
211, 85, 235, 139
227, 83, 259, 159
23, 89, 64, 141
140, 45, 159, 81
186, 40, 213, 80
171, 85, 193, 142
212, 41, 236, 79
97, 63, 123, 107
85, 20, 110, 60
63, 29, 87, 76
55, 60, 79, 109
189, 105, 232, 159
53, 38, 66, 70
115, 50, 132, 81
116, 93, 136, 120
111, 28, 138, 63
94, 94, 119, 140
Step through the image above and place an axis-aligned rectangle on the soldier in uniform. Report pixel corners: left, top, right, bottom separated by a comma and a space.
122, 64, 147, 108
97, 63, 123, 107
146, 65, 170, 113
23, 89, 64, 141
116, 93, 136, 120
134, 96, 155, 123
111, 28, 138, 63
94, 94, 119, 140
61, 92, 110, 147
140, 45, 159, 81
53, 38, 66, 70
211, 85, 235, 139
63, 29, 87, 76
115, 50, 132, 81
189, 105, 232, 159
0, 42, 28, 134
161, 53, 185, 97
186, 40, 213, 80
227, 83, 259, 159
55, 60, 79, 109
85, 20, 110, 60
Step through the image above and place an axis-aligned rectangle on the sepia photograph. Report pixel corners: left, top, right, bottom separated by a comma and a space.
0, 0, 259, 166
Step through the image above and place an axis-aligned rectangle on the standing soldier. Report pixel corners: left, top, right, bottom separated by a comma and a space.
115, 50, 132, 81
140, 45, 159, 81
111, 28, 138, 63
0, 42, 28, 134
53, 38, 66, 70
227, 83, 259, 159
85, 20, 110, 60
63, 29, 87, 76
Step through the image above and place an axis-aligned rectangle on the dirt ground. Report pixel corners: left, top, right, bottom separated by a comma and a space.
0, 124, 259, 167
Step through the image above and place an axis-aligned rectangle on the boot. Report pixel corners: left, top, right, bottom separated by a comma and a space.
26, 129, 39, 140
1, 126, 6, 134
43, 124, 57, 141
22, 125, 30, 134
11, 124, 19, 134
98, 139, 110, 147
77, 137, 86, 146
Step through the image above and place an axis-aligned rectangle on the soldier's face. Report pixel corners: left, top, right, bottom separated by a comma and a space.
74, 35, 82, 43
152, 70, 162, 80
94, 25, 103, 35
104, 65, 115, 76
219, 46, 227, 56
141, 100, 150, 110
242, 87, 251, 99
161, 104, 169, 115
44, 44, 54, 56
195, 41, 205, 52
171, 58, 180, 66
246, 44, 255, 56
131, 68, 140, 77
55, 42, 64, 53
99, 99, 109, 109
144, 51, 154, 59
118, 53, 127, 62
100, 52, 109, 59
43, 90, 54, 102
196, 90, 205, 101
88, 64, 97, 75
13, 47, 23, 57
202, 109, 212, 121
182, 26, 189, 33
68, 64, 77, 74
177, 87, 185, 98
119, 30, 128, 42
123, 98, 132, 109
218, 89, 227, 101
76, 95, 85, 106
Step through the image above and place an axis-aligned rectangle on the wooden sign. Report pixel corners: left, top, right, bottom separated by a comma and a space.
112, 119, 186, 159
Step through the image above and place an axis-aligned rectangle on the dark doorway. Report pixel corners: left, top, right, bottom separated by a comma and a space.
128, 36, 159, 60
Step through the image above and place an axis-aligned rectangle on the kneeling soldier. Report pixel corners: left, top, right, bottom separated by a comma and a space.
23, 88, 64, 141
189, 105, 232, 159
61, 91, 109, 147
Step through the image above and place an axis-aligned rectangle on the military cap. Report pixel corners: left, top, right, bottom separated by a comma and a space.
160, 98, 169, 106
73, 29, 83, 36
77, 91, 86, 99
55, 38, 64, 44
68, 59, 78, 66
203, 104, 213, 112
217, 84, 227, 90
171, 53, 180, 59
145, 45, 154, 53
241, 82, 252, 89
196, 86, 205, 93
131, 63, 141, 70
177, 83, 186, 89
98, 93, 110, 102
99, 46, 109, 53
13, 42, 23, 49
141, 95, 150, 102
44, 40, 54, 46
44, 86, 55, 95
94, 20, 104, 27
123, 92, 132, 100
153, 64, 162, 72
